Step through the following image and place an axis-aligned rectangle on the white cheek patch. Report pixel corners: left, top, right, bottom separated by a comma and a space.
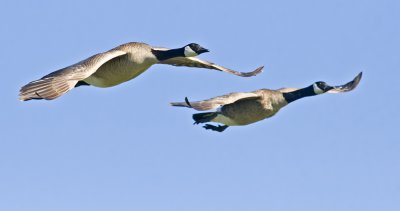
184, 46, 198, 57
313, 83, 325, 94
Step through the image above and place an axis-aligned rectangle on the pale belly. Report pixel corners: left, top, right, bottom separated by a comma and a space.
213, 100, 282, 126
83, 60, 155, 88
213, 110, 279, 126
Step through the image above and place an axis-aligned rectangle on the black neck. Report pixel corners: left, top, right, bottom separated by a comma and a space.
151, 48, 185, 61
282, 85, 317, 104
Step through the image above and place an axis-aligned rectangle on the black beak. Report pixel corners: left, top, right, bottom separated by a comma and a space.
198, 47, 209, 54
325, 85, 334, 92
318, 82, 334, 92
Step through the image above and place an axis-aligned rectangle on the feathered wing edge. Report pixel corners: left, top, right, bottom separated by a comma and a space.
170, 92, 260, 111
19, 50, 126, 101
327, 72, 363, 93
153, 47, 264, 77
19, 77, 77, 101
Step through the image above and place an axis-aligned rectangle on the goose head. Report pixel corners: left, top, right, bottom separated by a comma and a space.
312, 81, 334, 94
184, 43, 209, 57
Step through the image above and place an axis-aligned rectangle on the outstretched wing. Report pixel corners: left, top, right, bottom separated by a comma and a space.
277, 72, 363, 94
19, 49, 126, 101
153, 47, 263, 77
170, 92, 260, 111
327, 72, 363, 93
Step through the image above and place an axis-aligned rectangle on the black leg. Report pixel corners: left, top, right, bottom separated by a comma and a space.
203, 124, 229, 132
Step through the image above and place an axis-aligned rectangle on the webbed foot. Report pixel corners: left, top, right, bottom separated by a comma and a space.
203, 124, 229, 132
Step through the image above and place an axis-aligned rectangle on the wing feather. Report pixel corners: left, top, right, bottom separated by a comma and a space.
153, 47, 263, 77
171, 92, 260, 111
327, 72, 363, 93
277, 72, 363, 95
19, 49, 126, 101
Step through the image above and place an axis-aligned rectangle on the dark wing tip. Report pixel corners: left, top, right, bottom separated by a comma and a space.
354, 71, 363, 82
346, 71, 363, 91
328, 71, 363, 93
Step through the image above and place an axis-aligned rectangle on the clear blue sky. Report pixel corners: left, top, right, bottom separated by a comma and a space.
1, 0, 399, 210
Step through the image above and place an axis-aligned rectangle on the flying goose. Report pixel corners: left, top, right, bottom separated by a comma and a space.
19, 42, 263, 101
171, 72, 362, 132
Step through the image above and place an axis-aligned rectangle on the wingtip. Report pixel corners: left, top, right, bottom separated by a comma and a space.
253, 65, 264, 74
18, 93, 28, 101
327, 71, 363, 94
356, 71, 363, 79
353, 71, 363, 84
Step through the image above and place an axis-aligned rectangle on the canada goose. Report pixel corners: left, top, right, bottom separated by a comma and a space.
19, 42, 263, 101
171, 72, 362, 132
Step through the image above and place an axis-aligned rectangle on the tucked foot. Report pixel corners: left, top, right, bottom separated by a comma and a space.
192, 112, 218, 125
203, 124, 229, 132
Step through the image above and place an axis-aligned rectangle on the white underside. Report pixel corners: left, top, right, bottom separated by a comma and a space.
81, 48, 159, 87
83, 55, 156, 88
84, 65, 152, 87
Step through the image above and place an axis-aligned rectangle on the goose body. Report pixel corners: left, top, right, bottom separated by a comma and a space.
19, 42, 263, 101
171, 72, 362, 132
84, 43, 158, 87
211, 89, 287, 126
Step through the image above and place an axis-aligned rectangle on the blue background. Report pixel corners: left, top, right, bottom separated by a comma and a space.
1, 0, 399, 210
